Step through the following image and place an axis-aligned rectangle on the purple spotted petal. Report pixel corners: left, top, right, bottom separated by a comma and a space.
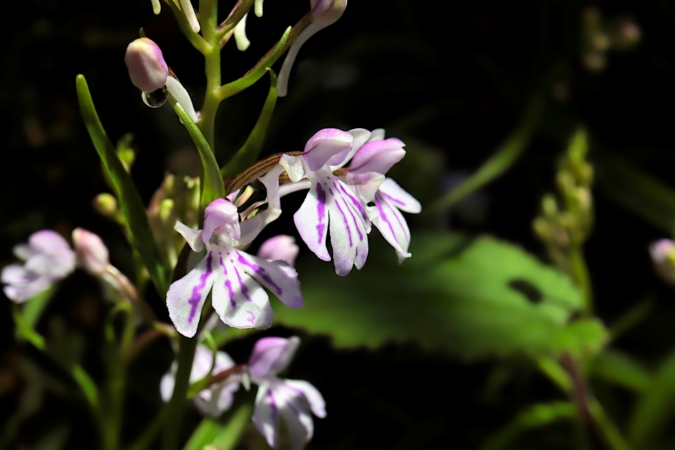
284, 379, 326, 418
237, 251, 303, 308
166, 252, 216, 337
252, 383, 280, 449
248, 336, 300, 381
202, 199, 240, 244
302, 128, 353, 171
348, 138, 406, 175
210, 250, 274, 330
378, 178, 422, 213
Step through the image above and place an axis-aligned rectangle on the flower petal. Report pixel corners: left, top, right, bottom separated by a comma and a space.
237, 252, 303, 308
348, 138, 406, 175
248, 336, 300, 380
346, 171, 385, 203
175, 221, 205, 252
202, 199, 240, 244
369, 193, 412, 263
211, 250, 274, 330
252, 383, 279, 449
326, 178, 369, 275
302, 128, 353, 171
166, 252, 216, 337
329, 128, 371, 170
378, 178, 422, 213
293, 177, 331, 262
284, 379, 326, 418
257, 235, 299, 267
166, 76, 198, 122
368, 128, 386, 142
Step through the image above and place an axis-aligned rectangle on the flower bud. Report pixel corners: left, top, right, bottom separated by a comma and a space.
257, 235, 299, 266
650, 239, 675, 284
125, 38, 168, 93
93, 193, 118, 218
72, 228, 110, 276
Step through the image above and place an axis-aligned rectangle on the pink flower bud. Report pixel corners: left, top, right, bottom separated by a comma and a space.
72, 228, 110, 276
650, 239, 675, 284
310, 0, 347, 23
125, 38, 168, 93
257, 235, 299, 266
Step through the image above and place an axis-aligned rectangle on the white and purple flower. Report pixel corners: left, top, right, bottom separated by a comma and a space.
161, 344, 240, 417
249, 336, 326, 450
166, 198, 302, 337
344, 129, 421, 263
2, 230, 76, 302
279, 128, 373, 276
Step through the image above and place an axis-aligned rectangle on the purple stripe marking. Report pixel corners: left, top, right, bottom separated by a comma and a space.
332, 197, 353, 247
376, 197, 398, 240
385, 196, 410, 241
337, 182, 365, 215
234, 266, 252, 302
188, 252, 213, 323
268, 388, 279, 426
237, 254, 283, 295
220, 256, 237, 308
381, 191, 407, 207
315, 183, 327, 244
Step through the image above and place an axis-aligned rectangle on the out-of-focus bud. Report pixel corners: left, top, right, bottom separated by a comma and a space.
542, 194, 559, 219
611, 21, 641, 51
150, 0, 161, 14
650, 239, 675, 284
125, 38, 168, 93
72, 228, 110, 276
93, 193, 119, 219
257, 235, 299, 266
277, 0, 348, 97
582, 52, 606, 72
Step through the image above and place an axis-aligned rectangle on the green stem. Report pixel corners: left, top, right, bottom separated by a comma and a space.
161, 335, 198, 450
427, 94, 544, 214
569, 245, 593, 316
197, 0, 221, 152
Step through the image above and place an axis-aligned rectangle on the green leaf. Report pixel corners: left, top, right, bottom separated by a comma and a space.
221, 70, 278, 179
75, 75, 170, 294
218, 27, 292, 100
480, 402, 576, 450
275, 233, 608, 360
13, 304, 46, 349
628, 350, 675, 448
71, 364, 99, 409
590, 349, 650, 393
184, 403, 252, 450
168, 100, 225, 211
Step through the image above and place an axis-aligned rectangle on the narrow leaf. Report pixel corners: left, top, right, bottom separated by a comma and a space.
75, 75, 170, 294
218, 27, 292, 99
169, 100, 225, 210
184, 403, 252, 450
71, 364, 99, 409
13, 305, 45, 349
590, 349, 650, 393
221, 70, 278, 179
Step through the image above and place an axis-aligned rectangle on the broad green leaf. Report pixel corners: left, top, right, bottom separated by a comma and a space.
628, 350, 675, 448
218, 27, 292, 100
221, 70, 278, 179
480, 402, 576, 450
184, 403, 252, 450
169, 101, 225, 210
590, 349, 650, 393
76, 75, 170, 294
275, 233, 608, 360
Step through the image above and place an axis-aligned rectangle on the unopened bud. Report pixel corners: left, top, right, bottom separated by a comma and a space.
93, 193, 118, 218
257, 235, 299, 266
612, 22, 641, 50
542, 194, 558, 219
125, 38, 168, 93
650, 239, 675, 284
72, 228, 110, 276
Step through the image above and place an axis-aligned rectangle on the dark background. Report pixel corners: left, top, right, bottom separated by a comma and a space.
1, 0, 674, 448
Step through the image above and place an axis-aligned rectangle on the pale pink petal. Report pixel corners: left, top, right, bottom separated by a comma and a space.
346, 171, 385, 203
257, 235, 299, 266
174, 221, 205, 252
280, 155, 307, 183
202, 199, 240, 243
252, 383, 279, 448
326, 178, 369, 275
237, 252, 302, 308
72, 228, 110, 275
210, 250, 274, 330
369, 193, 412, 263
179, 0, 200, 33
367, 128, 386, 142
248, 336, 300, 380
378, 178, 422, 213
348, 138, 405, 175
166, 76, 198, 122
330, 128, 371, 170
284, 379, 326, 418
302, 128, 353, 171
166, 252, 216, 338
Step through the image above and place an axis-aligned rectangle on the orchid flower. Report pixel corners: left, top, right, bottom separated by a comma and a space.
257, 235, 300, 267
248, 337, 325, 450
161, 344, 240, 417
2, 230, 76, 302
166, 197, 302, 337
125, 38, 198, 122
344, 129, 421, 262
279, 128, 375, 276
277, 0, 348, 97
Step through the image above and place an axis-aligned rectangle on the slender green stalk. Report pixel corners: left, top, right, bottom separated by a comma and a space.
427, 94, 544, 214
197, 0, 221, 151
569, 245, 593, 316
161, 335, 198, 450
